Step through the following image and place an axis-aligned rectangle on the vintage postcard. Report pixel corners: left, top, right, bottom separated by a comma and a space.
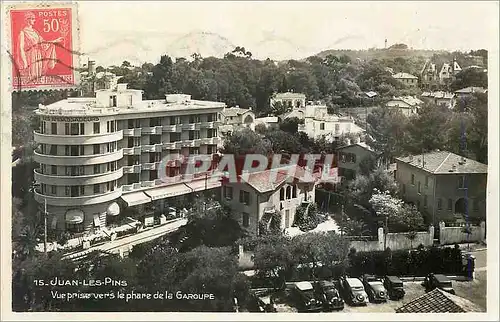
1, 1, 498, 321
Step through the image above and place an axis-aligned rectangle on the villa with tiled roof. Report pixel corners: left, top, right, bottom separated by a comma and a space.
395, 288, 484, 313
395, 151, 487, 224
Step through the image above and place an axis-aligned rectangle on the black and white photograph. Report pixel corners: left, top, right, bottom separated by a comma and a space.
1, 1, 498, 319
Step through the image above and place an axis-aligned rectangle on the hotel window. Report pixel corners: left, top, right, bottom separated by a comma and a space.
41, 184, 46, 194
41, 121, 46, 134
425, 176, 429, 188
189, 148, 200, 155
320, 123, 325, 130
65, 123, 70, 135
207, 145, 215, 154
41, 164, 47, 174
51, 185, 56, 195
224, 186, 233, 200
417, 181, 421, 194
150, 117, 161, 127
411, 174, 415, 185
151, 152, 162, 163
51, 165, 57, 175
242, 213, 250, 228
280, 188, 285, 201
458, 176, 466, 189
239, 190, 250, 205
286, 186, 291, 199
94, 184, 100, 194
110, 95, 117, 107
292, 185, 297, 198
94, 164, 100, 174
189, 130, 200, 140
51, 122, 57, 134
170, 116, 182, 125
447, 198, 453, 210
150, 135, 161, 145
133, 137, 140, 147
110, 161, 116, 171
70, 145, 84, 156
189, 115, 200, 123
129, 155, 140, 165
423, 195, 428, 208
65, 186, 70, 196
207, 113, 216, 122
107, 121, 115, 133
170, 133, 181, 143
207, 129, 217, 138
49, 145, 57, 155
93, 122, 100, 134
437, 198, 442, 210
93, 144, 100, 154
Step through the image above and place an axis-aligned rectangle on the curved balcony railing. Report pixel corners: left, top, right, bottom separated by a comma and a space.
34, 188, 122, 207
34, 168, 123, 186
33, 149, 123, 166
123, 147, 142, 155
123, 164, 142, 174
123, 128, 142, 137
34, 130, 123, 145
142, 144, 163, 153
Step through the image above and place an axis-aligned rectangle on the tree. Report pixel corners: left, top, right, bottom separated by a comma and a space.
252, 236, 294, 288
271, 101, 288, 116
451, 68, 488, 91
358, 155, 378, 176
254, 123, 267, 135
279, 117, 302, 134
221, 128, 271, 155
366, 107, 409, 165
293, 202, 320, 231
264, 129, 303, 154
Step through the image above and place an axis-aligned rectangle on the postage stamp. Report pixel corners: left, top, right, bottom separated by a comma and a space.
6, 2, 80, 91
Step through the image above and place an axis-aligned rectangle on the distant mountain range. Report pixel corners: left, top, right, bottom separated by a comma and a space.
84, 30, 478, 67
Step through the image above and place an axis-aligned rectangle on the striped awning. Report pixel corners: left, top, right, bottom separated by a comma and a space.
65, 209, 84, 224
121, 191, 151, 206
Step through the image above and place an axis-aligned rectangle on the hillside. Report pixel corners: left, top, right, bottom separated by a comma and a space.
312, 48, 449, 61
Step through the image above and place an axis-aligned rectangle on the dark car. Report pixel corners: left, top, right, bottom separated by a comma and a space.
290, 281, 323, 312
361, 275, 388, 303
383, 275, 405, 300
339, 276, 369, 306
422, 273, 455, 294
313, 280, 344, 311
247, 289, 277, 312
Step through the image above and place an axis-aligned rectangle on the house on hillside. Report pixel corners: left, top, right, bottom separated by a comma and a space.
420, 59, 462, 90
337, 142, 383, 180
279, 108, 306, 121
395, 288, 484, 313
270, 92, 307, 109
298, 104, 364, 142
254, 116, 279, 130
219, 106, 255, 131
454, 87, 487, 99
221, 165, 317, 236
385, 96, 423, 116
395, 151, 487, 225
392, 72, 418, 87
421, 91, 456, 109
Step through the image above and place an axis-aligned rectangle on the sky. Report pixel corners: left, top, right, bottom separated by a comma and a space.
76, 1, 498, 66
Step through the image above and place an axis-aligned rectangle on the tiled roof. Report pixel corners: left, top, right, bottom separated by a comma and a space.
395, 150, 487, 174
422, 91, 455, 99
240, 165, 316, 193
255, 116, 279, 124
395, 288, 484, 313
390, 96, 423, 107
393, 72, 418, 79
273, 92, 306, 99
337, 142, 380, 155
221, 107, 253, 117
455, 87, 487, 94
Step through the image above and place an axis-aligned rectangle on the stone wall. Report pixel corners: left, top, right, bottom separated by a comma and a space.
439, 221, 486, 245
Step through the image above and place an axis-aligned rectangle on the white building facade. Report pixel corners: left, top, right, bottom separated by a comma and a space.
33, 84, 224, 235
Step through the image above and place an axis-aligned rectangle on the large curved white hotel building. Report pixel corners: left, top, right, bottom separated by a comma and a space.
33, 84, 224, 235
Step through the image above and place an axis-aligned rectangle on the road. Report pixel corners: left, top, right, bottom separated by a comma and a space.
64, 219, 187, 260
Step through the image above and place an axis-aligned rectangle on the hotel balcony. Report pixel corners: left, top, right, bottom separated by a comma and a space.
141, 180, 156, 188
34, 168, 123, 186
142, 162, 160, 171
34, 130, 123, 145
200, 121, 217, 129
162, 124, 181, 133
34, 188, 122, 207
182, 123, 201, 131
121, 182, 143, 192
181, 139, 201, 148
123, 128, 142, 137
142, 126, 163, 135
123, 164, 142, 174
200, 137, 220, 145
33, 149, 123, 166
163, 141, 181, 150
142, 144, 163, 153
123, 147, 142, 155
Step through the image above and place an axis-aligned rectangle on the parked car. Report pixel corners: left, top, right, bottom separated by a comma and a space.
339, 276, 369, 306
290, 281, 323, 312
422, 273, 455, 294
383, 275, 405, 300
313, 280, 344, 311
361, 275, 388, 303
247, 289, 277, 312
